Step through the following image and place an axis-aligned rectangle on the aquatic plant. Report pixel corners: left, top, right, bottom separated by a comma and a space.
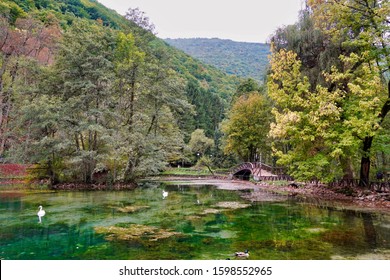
94, 224, 182, 242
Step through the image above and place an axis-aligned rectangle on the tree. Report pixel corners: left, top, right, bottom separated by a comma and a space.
0, 0, 240, 185
222, 92, 272, 163
268, 46, 385, 182
234, 78, 261, 101
0, 15, 59, 156
307, 0, 390, 186
113, 32, 191, 182
125, 7, 156, 38
42, 20, 114, 183
114, 31, 145, 133
183, 79, 225, 139
188, 129, 214, 158
271, 9, 344, 90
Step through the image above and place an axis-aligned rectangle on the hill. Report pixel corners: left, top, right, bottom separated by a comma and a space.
0, 0, 241, 183
165, 38, 270, 83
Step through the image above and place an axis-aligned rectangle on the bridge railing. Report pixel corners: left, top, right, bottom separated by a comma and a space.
252, 162, 286, 175
230, 162, 289, 179
260, 175, 294, 181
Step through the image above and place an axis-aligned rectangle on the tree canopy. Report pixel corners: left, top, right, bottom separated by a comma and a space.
267, 0, 390, 185
0, 0, 240, 184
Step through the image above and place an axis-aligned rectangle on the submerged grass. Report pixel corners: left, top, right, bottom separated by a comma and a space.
95, 224, 182, 242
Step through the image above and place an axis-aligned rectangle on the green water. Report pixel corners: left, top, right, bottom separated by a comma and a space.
1, 182, 389, 260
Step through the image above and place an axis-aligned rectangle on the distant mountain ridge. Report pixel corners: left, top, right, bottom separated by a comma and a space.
164, 38, 270, 83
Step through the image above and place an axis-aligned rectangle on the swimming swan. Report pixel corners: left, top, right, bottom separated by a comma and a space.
235, 250, 249, 258
37, 205, 45, 223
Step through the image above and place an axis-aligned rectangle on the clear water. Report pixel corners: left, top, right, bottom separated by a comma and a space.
1, 182, 390, 260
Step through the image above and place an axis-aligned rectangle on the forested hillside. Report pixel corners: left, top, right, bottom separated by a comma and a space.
165, 38, 270, 83
0, 0, 240, 184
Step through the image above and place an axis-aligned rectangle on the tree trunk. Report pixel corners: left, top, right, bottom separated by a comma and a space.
359, 136, 373, 188
128, 66, 138, 132
123, 157, 136, 183
341, 157, 355, 180
359, 80, 390, 187
47, 158, 58, 186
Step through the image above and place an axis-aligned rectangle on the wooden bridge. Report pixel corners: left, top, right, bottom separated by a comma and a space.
229, 162, 292, 181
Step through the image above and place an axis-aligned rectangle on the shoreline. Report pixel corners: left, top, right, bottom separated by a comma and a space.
2, 175, 389, 214
153, 176, 390, 214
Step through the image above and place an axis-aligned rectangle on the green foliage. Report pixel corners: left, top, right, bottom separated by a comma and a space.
237, 78, 261, 94
181, 79, 225, 139
222, 92, 272, 163
0, 0, 241, 184
271, 10, 343, 89
267, 2, 390, 184
188, 129, 215, 157
195, 155, 215, 175
306, 0, 390, 185
268, 47, 387, 182
0, 1, 27, 23
161, 167, 212, 176
153, 39, 241, 144
165, 38, 270, 83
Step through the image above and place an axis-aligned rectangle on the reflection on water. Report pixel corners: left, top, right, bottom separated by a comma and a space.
0, 182, 389, 260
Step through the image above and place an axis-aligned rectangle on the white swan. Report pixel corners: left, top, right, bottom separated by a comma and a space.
235, 249, 249, 258
37, 205, 45, 223
162, 190, 168, 199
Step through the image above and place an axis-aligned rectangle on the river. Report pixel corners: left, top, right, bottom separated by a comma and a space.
1, 180, 389, 259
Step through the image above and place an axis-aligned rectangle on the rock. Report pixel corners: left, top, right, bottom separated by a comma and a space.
288, 182, 299, 188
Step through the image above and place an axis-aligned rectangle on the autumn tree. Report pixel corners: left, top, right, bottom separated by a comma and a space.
268, 47, 385, 182
268, 2, 389, 185
307, 0, 390, 186
0, 14, 59, 157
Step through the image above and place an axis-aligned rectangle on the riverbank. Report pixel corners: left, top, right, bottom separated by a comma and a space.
50, 182, 137, 191
2, 174, 389, 213
153, 176, 390, 214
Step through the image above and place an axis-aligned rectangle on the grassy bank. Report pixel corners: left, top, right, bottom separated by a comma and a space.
161, 167, 229, 177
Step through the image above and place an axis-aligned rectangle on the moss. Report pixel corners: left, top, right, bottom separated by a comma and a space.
94, 224, 182, 242
215, 201, 251, 209
202, 209, 220, 215
116, 205, 150, 213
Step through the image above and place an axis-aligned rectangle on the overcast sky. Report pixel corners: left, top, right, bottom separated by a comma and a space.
97, 0, 304, 43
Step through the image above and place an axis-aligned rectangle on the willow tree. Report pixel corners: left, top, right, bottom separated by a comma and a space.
308, 0, 390, 186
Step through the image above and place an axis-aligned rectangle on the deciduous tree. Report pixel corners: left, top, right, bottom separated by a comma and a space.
308, 0, 390, 186
222, 92, 272, 163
